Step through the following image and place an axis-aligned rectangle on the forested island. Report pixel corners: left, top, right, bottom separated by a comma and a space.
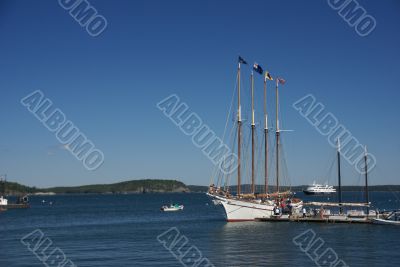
2, 180, 400, 195
1, 179, 190, 195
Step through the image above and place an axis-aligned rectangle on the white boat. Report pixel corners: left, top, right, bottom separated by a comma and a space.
0, 196, 8, 206
208, 57, 303, 221
0, 176, 30, 209
1, 175, 8, 206
161, 204, 184, 212
373, 211, 400, 225
303, 182, 336, 195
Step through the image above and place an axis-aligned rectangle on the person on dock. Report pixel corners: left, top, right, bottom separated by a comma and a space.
274, 205, 280, 216
281, 201, 286, 213
302, 207, 307, 218
320, 207, 325, 218
288, 203, 293, 216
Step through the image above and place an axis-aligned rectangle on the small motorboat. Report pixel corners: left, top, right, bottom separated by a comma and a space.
161, 204, 184, 212
0, 195, 6, 212
0, 196, 8, 206
372, 210, 400, 225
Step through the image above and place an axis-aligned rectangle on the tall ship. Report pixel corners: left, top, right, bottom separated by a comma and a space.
303, 182, 336, 195
207, 56, 302, 221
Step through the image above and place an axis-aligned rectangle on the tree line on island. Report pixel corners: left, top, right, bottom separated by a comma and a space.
1, 179, 189, 195
1, 179, 400, 195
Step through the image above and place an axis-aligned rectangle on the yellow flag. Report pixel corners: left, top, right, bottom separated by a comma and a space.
265, 71, 273, 81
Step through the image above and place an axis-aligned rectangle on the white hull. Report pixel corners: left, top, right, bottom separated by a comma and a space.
372, 218, 400, 225
210, 194, 275, 221
303, 190, 335, 195
162, 208, 183, 212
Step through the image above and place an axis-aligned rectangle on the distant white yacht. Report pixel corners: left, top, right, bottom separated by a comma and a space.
303, 182, 336, 195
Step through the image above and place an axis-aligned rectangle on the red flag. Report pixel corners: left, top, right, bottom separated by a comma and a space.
277, 78, 286, 85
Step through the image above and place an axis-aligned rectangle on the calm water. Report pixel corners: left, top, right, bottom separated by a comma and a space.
1, 192, 400, 266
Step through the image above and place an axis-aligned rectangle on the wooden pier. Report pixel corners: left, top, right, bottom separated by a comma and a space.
255, 215, 372, 224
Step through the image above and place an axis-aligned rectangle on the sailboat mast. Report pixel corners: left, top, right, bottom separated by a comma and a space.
337, 139, 343, 214
251, 72, 255, 194
237, 63, 242, 196
364, 146, 369, 215
264, 78, 268, 194
275, 80, 280, 193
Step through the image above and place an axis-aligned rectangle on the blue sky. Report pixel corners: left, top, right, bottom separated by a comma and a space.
0, 0, 399, 187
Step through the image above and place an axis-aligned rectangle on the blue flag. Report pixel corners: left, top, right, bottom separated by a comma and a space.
253, 63, 263, 74
238, 56, 247, 65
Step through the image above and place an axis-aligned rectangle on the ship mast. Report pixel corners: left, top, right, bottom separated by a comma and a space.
275, 80, 280, 193
251, 72, 255, 195
264, 77, 268, 194
237, 61, 242, 196
337, 139, 343, 214
364, 146, 369, 215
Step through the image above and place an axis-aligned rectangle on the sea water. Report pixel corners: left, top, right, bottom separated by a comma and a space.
1, 192, 399, 266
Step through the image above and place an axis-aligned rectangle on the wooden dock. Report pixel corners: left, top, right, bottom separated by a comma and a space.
256, 215, 372, 224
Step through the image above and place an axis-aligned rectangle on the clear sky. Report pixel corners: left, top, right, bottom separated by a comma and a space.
0, 0, 399, 187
